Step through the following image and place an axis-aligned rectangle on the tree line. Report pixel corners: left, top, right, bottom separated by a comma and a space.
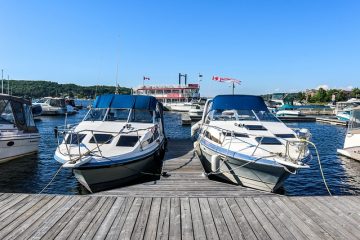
4, 80, 131, 99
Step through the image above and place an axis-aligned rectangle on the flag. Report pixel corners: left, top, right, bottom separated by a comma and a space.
143, 76, 150, 80
212, 76, 241, 84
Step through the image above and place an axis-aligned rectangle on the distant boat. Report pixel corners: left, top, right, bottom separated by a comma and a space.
0, 94, 40, 163
33, 97, 67, 115
192, 95, 311, 192
337, 106, 360, 161
31, 104, 43, 118
54, 94, 167, 192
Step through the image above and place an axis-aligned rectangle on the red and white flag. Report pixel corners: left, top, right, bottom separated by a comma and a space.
143, 76, 150, 80
212, 76, 241, 84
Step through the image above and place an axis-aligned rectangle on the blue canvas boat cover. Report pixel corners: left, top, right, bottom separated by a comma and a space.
211, 95, 268, 111
93, 94, 158, 110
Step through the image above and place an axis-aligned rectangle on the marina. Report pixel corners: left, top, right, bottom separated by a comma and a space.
0, 139, 359, 239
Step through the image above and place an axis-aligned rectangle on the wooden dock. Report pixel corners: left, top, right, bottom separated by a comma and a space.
316, 117, 348, 126
0, 139, 360, 239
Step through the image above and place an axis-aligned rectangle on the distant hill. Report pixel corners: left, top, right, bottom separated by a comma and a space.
3, 80, 131, 99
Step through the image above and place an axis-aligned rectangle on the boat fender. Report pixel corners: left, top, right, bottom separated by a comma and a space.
211, 155, 221, 173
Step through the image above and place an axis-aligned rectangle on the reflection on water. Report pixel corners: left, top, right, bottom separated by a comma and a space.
0, 111, 359, 196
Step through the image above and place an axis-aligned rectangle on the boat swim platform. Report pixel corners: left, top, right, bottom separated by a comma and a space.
0, 139, 360, 239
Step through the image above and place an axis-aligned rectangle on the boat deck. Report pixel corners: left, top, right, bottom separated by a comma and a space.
0, 139, 359, 239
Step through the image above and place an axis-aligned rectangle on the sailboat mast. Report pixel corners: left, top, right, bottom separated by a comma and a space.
115, 64, 119, 94
1, 69, 3, 94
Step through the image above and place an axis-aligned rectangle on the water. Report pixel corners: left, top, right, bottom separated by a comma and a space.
0, 111, 359, 196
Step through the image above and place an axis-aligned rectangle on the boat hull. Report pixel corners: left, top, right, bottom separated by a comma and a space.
197, 143, 294, 192
72, 145, 165, 193
0, 135, 40, 163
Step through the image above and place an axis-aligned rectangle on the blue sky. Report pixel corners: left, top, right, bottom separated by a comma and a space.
0, 0, 359, 96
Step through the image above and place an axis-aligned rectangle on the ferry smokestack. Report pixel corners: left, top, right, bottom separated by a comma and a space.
185, 74, 187, 85
178, 73, 181, 85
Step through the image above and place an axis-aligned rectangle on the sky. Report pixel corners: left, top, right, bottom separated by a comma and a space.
0, 0, 359, 96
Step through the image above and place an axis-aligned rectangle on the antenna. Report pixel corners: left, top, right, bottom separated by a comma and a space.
7, 75, 9, 95
1, 69, 3, 94
115, 64, 119, 94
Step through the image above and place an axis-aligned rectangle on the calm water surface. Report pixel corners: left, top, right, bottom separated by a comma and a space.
0, 110, 359, 196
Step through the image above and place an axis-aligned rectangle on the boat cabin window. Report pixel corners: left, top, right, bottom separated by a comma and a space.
89, 134, 113, 144
50, 99, 66, 107
255, 137, 282, 145
129, 109, 153, 123
0, 100, 14, 124
116, 135, 140, 147
350, 109, 360, 131
66, 134, 86, 144
274, 134, 296, 139
106, 109, 130, 122
244, 125, 267, 131
84, 108, 108, 121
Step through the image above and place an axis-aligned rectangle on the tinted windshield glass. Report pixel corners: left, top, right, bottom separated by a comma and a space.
84, 108, 108, 121
129, 109, 153, 123
106, 109, 130, 122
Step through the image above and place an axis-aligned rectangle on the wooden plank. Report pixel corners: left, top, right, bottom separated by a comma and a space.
156, 197, 170, 240
180, 198, 194, 240
6, 196, 69, 240
189, 198, 207, 240
207, 198, 232, 240
261, 197, 316, 240
105, 197, 135, 240
169, 198, 181, 240
79, 197, 116, 240
243, 197, 284, 240
143, 198, 162, 239
225, 198, 257, 240
93, 197, 126, 240
252, 197, 296, 240
317, 197, 360, 223
198, 198, 219, 240
235, 198, 271, 240
274, 197, 332, 239
314, 197, 360, 234
295, 197, 360, 239
216, 198, 244, 240
53, 196, 99, 240
0, 195, 42, 225
39, 197, 91, 240
118, 197, 143, 239
131, 198, 152, 240
0, 195, 53, 238
0, 194, 30, 217
30, 196, 81, 239
288, 197, 345, 239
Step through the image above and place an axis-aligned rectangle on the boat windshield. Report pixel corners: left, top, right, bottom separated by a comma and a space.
209, 109, 279, 122
0, 100, 14, 124
349, 109, 360, 131
84, 108, 153, 123
84, 108, 108, 121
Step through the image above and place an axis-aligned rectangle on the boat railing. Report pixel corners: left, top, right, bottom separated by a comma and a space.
55, 123, 157, 163
200, 123, 309, 164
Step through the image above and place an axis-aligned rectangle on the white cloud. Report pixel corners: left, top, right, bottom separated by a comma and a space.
316, 84, 329, 90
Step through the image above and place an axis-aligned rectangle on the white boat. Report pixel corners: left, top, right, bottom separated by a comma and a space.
54, 94, 167, 192
33, 97, 67, 115
0, 94, 40, 163
276, 110, 303, 117
337, 106, 360, 161
192, 95, 311, 192
336, 108, 351, 121
189, 104, 204, 120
